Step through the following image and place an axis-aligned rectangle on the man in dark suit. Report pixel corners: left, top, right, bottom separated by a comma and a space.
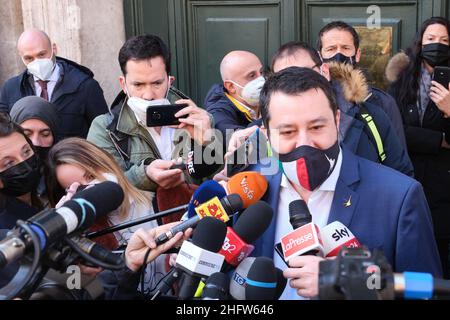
249, 66, 441, 299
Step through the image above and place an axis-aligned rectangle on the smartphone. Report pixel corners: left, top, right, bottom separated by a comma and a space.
146, 103, 188, 127
274, 243, 288, 267
433, 66, 450, 87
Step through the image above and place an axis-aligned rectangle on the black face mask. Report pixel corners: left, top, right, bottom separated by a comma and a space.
0, 154, 41, 197
35, 146, 51, 163
278, 140, 340, 191
323, 53, 357, 66
421, 43, 450, 67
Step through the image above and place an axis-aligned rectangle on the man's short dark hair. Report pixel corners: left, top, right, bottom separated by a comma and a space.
118, 34, 171, 75
317, 21, 360, 52
260, 67, 338, 129
271, 41, 323, 72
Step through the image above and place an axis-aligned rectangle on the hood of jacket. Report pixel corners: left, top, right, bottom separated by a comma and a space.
328, 61, 370, 104
384, 52, 410, 84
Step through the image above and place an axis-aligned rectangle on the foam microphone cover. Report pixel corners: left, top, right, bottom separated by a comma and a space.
186, 143, 223, 180
202, 272, 229, 300
233, 201, 273, 243
187, 180, 226, 218
226, 171, 268, 208
288, 199, 311, 229
191, 216, 227, 252
275, 267, 287, 300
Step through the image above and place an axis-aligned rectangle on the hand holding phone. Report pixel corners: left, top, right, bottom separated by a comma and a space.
433, 66, 450, 88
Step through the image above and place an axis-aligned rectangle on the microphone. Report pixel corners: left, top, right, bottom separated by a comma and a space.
320, 221, 361, 257
201, 272, 230, 300
69, 236, 123, 266
176, 217, 227, 300
275, 267, 287, 300
229, 257, 280, 300
0, 182, 124, 269
219, 201, 273, 270
279, 200, 324, 262
155, 193, 243, 246
226, 171, 268, 208
187, 180, 227, 218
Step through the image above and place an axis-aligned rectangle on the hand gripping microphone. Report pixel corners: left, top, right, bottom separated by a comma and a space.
320, 221, 361, 257
171, 147, 223, 180
0, 181, 124, 269
175, 216, 227, 300
155, 193, 243, 246
279, 200, 324, 262
219, 201, 273, 271
226, 171, 268, 209
230, 257, 283, 300
201, 272, 230, 300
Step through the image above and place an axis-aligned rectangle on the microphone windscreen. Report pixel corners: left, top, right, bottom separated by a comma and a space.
191, 216, 227, 252
233, 201, 273, 244
227, 172, 268, 208
188, 180, 226, 218
186, 146, 223, 180
288, 199, 311, 229
69, 181, 125, 230
275, 267, 287, 300
202, 272, 229, 300
221, 193, 244, 215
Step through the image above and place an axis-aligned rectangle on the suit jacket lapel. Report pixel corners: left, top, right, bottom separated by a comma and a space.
328, 147, 361, 227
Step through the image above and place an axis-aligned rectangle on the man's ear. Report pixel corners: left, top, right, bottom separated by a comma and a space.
321, 63, 331, 81
119, 75, 127, 94
355, 48, 361, 64
0, 179, 4, 190
169, 75, 175, 86
223, 81, 235, 94
335, 109, 341, 131
52, 43, 57, 56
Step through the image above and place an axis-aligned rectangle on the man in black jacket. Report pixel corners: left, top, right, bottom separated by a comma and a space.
0, 28, 108, 139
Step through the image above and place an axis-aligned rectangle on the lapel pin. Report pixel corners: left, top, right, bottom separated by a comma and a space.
344, 195, 352, 208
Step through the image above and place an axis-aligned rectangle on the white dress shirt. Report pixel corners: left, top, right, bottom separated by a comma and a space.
274, 147, 343, 300
33, 63, 61, 101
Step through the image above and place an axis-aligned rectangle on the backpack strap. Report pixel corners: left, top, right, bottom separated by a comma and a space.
357, 103, 386, 163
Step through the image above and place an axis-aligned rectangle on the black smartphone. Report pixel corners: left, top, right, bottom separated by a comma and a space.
433, 66, 450, 87
146, 103, 188, 127
274, 243, 288, 267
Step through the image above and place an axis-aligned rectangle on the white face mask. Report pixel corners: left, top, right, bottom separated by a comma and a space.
26, 51, 56, 81
125, 79, 171, 124
228, 76, 265, 107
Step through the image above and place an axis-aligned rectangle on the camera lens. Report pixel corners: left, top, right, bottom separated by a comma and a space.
152, 112, 162, 120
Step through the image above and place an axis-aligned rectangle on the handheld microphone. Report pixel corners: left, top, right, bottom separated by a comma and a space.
201, 272, 230, 300
0, 182, 124, 269
219, 201, 273, 270
275, 267, 287, 300
279, 200, 323, 262
155, 193, 243, 246
187, 180, 227, 218
176, 217, 227, 300
320, 221, 361, 257
226, 171, 268, 208
230, 257, 280, 300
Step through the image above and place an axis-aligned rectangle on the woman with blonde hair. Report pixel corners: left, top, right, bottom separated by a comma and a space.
46, 137, 167, 295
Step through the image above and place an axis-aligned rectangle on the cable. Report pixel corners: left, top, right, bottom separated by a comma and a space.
0, 220, 41, 300
63, 237, 125, 271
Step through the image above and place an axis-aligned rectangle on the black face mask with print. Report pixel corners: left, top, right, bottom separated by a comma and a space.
0, 154, 41, 197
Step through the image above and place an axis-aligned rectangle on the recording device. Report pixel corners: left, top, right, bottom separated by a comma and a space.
319, 246, 450, 300
170, 150, 223, 180
187, 180, 227, 218
0, 182, 124, 269
219, 201, 273, 271
201, 272, 229, 300
226, 171, 268, 209
155, 193, 243, 245
146, 103, 188, 127
433, 66, 450, 87
230, 257, 285, 300
175, 217, 227, 300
